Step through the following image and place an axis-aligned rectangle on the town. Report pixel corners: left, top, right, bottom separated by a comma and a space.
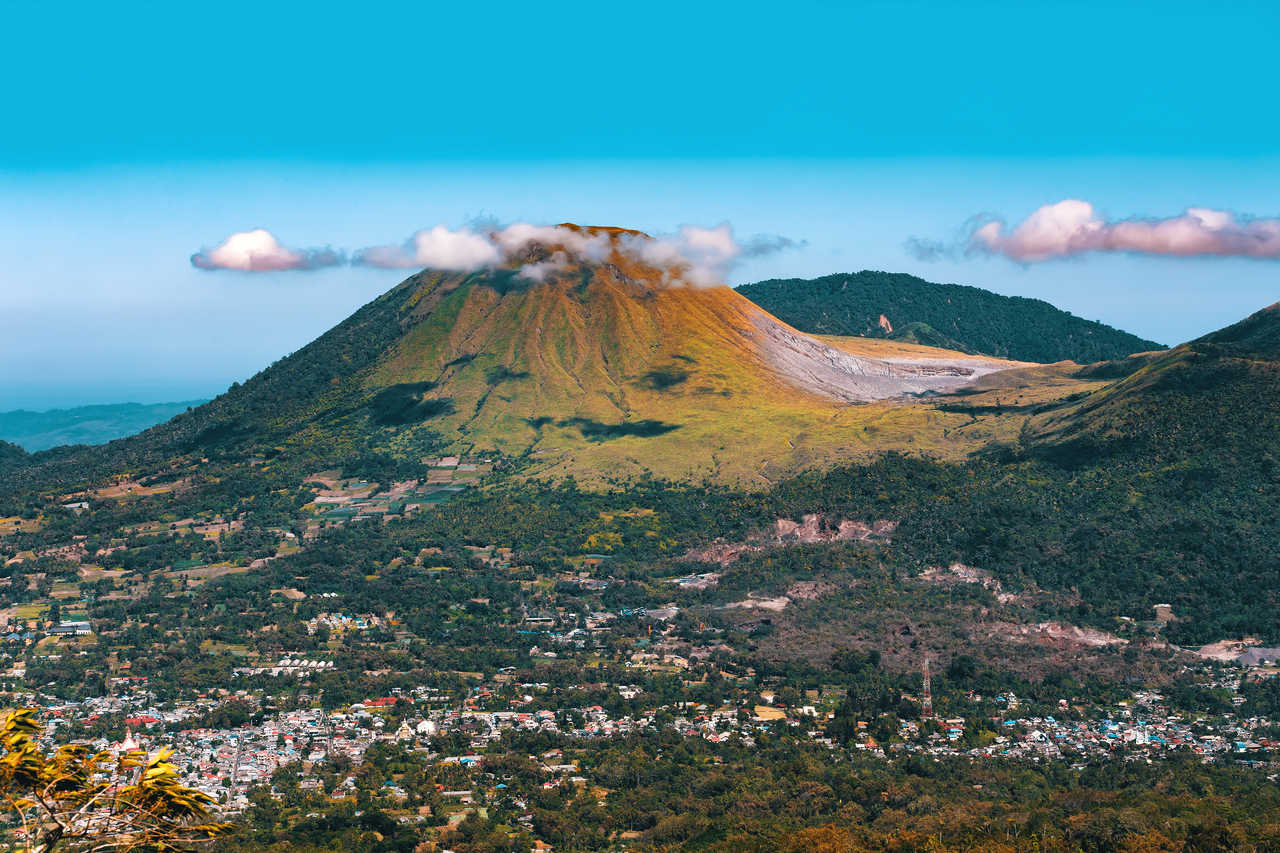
4, 457, 1280, 849
13, 658, 1278, 838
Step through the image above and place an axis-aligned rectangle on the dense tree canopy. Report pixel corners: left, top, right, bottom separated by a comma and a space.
738, 271, 1163, 363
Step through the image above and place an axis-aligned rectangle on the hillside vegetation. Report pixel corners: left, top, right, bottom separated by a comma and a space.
4, 239, 1079, 490
737, 271, 1163, 363
1030, 301, 1280, 460
2, 238, 1276, 643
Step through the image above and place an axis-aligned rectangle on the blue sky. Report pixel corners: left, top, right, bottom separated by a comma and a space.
2, 0, 1278, 409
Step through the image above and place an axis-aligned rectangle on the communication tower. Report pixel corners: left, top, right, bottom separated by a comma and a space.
921, 653, 933, 719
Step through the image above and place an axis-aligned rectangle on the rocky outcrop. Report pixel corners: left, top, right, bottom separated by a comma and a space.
685, 513, 896, 565
984, 621, 1127, 648
771, 515, 898, 543
749, 315, 990, 402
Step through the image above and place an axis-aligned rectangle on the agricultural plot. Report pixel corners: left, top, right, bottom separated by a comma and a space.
0, 516, 42, 537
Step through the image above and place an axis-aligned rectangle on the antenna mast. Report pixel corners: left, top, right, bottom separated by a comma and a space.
921, 653, 933, 719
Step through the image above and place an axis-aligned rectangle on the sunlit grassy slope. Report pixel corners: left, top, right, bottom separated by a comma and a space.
307, 246, 1096, 485
4, 229, 1128, 491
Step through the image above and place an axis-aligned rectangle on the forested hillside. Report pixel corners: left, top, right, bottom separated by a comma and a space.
0, 441, 26, 476
738, 271, 1163, 363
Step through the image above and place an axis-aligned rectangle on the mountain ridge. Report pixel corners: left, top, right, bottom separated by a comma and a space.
737, 270, 1163, 363
6, 235, 1271, 496
1028, 299, 1280, 464
0, 229, 1048, 488
0, 400, 209, 452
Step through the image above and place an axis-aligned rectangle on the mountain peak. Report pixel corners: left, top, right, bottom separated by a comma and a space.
44, 254, 1015, 485
476, 222, 673, 288
340, 260, 1022, 480
553, 223, 650, 238
1194, 300, 1280, 359
17, 243, 1130, 485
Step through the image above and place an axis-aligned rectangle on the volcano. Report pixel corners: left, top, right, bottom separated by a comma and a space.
7, 226, 1032, 485
320, 226, 1019, 479
377, 233, 1004, 405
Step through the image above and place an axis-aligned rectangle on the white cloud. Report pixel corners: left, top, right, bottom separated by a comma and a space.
354, 225, 502, 270
516, 250, 572, 282
956, 200, 1280, 262
200, 221, 804, 284
623, 223, 769, 287
191, 229, 342, 271
495, 224, 612, 263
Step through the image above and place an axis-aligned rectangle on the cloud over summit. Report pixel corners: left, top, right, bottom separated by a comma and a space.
196, 221, 802, 287
351, 225, 502, 271
354, 221, 786, 286
620, 225, 730, 285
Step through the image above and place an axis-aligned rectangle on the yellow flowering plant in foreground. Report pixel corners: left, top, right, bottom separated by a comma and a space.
0, 708, 231, 853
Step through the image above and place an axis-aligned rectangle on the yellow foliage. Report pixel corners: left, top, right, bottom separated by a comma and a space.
0, 707, 232, 852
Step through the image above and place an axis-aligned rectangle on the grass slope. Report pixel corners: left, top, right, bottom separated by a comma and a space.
346, 258, 1065, 484
737, 270, 1163, 363
1, 245, 1103, 491
1030, 301, 1280, 460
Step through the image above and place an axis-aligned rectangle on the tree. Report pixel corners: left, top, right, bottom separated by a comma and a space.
0, 708, 231, 852
946, 654, 979, 683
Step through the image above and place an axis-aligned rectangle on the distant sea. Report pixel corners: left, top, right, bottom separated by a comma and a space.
0, 400, 209, 451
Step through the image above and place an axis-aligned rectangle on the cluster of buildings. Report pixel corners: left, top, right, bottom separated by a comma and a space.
1, 619, 92, 646
858, 695, 1279, 762
304, 612, 388, 636
233, 656, 337, 678
18, 668, 1279, 816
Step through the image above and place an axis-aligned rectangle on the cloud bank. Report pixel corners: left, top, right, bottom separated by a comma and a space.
197, 222, 802, 286
621, 224, 756, 287
191, 229, 343, 271
910, 200, 1280, 263
354, 222, 776, 286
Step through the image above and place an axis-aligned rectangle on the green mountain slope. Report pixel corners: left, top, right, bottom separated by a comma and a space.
0, 277, 424, 494
737, 271, 1163, 363
0, 400, 209, 451
1195, 299, 1280, 357
3, 229, 1050, 491
1031, 301, 1280, 461
1000, 301, 1280, 638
